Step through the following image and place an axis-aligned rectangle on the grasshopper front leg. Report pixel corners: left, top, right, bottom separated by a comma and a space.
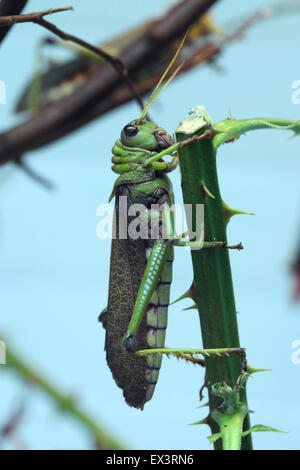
142, 130, 213, 172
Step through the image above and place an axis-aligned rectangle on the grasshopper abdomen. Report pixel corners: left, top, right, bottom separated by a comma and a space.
104, 174, 174, 408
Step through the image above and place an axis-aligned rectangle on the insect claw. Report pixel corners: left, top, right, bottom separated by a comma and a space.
123, 335, 138, 353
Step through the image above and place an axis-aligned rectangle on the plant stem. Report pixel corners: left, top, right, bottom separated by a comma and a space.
1, 342, 124, 450
211, 404, 248, 450
213, 117, 300, 149
220, 414, 245, 450
176, 117, 252, 450
176, 112, 300, 449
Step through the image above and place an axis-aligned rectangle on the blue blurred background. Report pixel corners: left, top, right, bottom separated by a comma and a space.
0, 0, 300, 450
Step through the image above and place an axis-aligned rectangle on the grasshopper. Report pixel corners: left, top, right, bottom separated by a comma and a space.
99, 36, 241, 409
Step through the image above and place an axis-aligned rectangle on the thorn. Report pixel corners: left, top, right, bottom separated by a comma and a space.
170, 283, 196, 305
182, 304, 197, 311
168, 351, 205, 366
14, 158, 54, 190
200, 181, 215, 199
247, 365, 271, 374
222, 201, 254, 226
196, 403, 209, 410
224, 135, 240, 144
170, 289, 191, 305
189, 416, 209, 426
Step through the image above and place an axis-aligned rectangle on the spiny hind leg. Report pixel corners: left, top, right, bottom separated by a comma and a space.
135, 347, 245, 359
136, 347, 247, 385
122, 239, 168, 352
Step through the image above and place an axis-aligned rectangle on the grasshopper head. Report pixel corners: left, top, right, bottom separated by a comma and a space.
121, 119, 174, 151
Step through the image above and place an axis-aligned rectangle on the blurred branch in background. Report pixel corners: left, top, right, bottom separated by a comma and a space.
1, 0, 299, 169
0, 0, 28, 44
0, 402, 27, 450
0, 339, 124, 450
0, 5, 144, 115
292, 237, 300, 301
1, 0, 300, 451
0, 0, 220, 450
0, 0, 220, 165
0, 6, 73, 24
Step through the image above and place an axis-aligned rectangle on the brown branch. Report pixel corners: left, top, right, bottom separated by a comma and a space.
0, 7, 73, 25
0, 5, 144, 112
0, 0, 28, 43
14, 158, 54, 190
0, 0, 219, 165
223, 9, 269, 44
13, 42, 221, 151
4, 0, 262, 164
33, 17, 144, 111
1, 0, 296, 167
0, 403, 25, 440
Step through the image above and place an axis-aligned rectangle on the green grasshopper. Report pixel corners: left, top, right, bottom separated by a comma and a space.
99, 37, 241, 409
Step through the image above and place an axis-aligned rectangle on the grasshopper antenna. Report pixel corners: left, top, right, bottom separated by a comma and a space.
138, 30, 189, 122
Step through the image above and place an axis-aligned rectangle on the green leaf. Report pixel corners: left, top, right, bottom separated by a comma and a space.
207, 433, 222, 444
241, 424, 286, 437
213, 117, 300, 149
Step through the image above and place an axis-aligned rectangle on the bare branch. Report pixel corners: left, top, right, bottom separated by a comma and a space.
0, 403, 25, 441
0, 7, 73, 25
3, 342, 124, 450
33, 17, 144, 111
0, 5, 144, 112
0, 0, 28, 43
14, 158, 54, 190
0, 0, 219, 165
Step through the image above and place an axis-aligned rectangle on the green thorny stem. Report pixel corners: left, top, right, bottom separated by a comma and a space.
175, 109, 300, 450
0, 341, 124, 450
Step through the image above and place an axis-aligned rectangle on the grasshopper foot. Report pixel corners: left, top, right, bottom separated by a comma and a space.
123, 335, 138, 352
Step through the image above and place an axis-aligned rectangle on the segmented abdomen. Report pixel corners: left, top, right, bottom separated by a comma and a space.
105, 179, 174, 408
144, 243, 174, 402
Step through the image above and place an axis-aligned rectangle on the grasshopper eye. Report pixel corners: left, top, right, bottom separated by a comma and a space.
124, 125, 138, 136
